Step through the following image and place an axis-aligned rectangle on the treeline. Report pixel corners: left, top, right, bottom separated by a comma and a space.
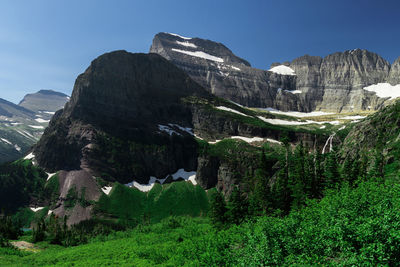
32, 215, 125, 246
211, 138, 385, 226
0, 160, 47, 214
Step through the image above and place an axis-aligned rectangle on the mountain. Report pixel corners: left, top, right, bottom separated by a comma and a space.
0, 90, 69, 163
19, 89, 69, 113
150, 32, 299, 111
150, 33, 400, 113
27, 50, 332, 225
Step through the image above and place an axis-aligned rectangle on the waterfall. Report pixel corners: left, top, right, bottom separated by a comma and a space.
322, 133, 336, 154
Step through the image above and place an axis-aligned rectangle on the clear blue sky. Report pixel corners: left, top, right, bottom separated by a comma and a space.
1, 0, 399, 103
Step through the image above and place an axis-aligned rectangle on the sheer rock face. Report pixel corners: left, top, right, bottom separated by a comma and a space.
290, 49, 391, 112
388, 57, 400, 85
151, 33, 399, 113
150, 32, 299, 111
33, 51, 209, 183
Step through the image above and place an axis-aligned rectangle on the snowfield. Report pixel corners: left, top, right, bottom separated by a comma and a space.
363, 83, 400, 99
171, 48, 224, 62
269, 65, 296, 75
166, 32, 192, 40
264, 108, 334, 118
0, 138, 12, 145
46, 172, 57, 181
231, 136, 264, 143
24, 152, 35, 160
126, 169, 197, 192
216, 106, 250, 117
29, 125, 45, 129
341, 115, 366, 120
35, 118, 50, 123
101, 186, 113, 195
176, 40, 197, 48
30, 207, 44, 212
257, 116, 340, 126
285, 89, 302, 94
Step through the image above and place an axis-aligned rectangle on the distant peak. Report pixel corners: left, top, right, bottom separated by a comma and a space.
37, 90, 69, 97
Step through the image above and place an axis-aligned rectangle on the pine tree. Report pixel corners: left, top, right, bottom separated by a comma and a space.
323, 151, 340, 189
227, 187, 248, 224
210, 190, 227, 226
290, 142, 306, 210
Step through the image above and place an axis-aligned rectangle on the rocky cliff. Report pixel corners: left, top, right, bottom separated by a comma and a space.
150, 32, 299, 111
150, 33, 400, 113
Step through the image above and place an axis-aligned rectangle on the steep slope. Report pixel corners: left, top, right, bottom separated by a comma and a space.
0, 98, 39, 162
151, 33, 399, 113
27, 50, 333, 224
0, 90, 69, 163
150, 32, 299, 111
288, 49, 392, 112
340, 99, 400, 180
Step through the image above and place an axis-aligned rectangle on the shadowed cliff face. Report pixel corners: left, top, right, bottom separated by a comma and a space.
151, 33, 399, 113
33, 51, 210, 182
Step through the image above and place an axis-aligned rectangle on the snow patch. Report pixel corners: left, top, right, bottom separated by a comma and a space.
171, 48, 224, 62
166, 32, 192, 40
363, 83, 400, 99
35, 118, 50, 123
258, 116, 340, 126
24, 153, 35, 160
127, 169, 197, 192
269, 65, 296, 75
14, 144, 21, 152
43, 111, 55, 115
29, 125, 44, 129
340, 115, 366, 120
171, 169, 197, 185
231, 136, 263, 143
338, 126, 346, 130
0, 138, 12, 145
176, 40, 197, 48
46, 172, 57, 181
30, 207, 44, 212
320, 125, 326, 129
216, 106, 250, 117
48, 210, 53, 215
101, 186, 112, 195
266, 138, 282, 145
264, 109, 334, 118
284, 90, 302, 94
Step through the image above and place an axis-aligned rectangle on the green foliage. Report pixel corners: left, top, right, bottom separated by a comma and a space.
0, 160, 47, 213
235, 180, 400, 265
209, 190, 227, 226
95, 181, 209, 226
0, 216, 22, 245
64, 186, 78, 209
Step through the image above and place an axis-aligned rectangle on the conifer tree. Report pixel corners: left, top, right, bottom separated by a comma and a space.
323, 151, 340, 189
227, 186, 248, 224
210, 190, 227, 226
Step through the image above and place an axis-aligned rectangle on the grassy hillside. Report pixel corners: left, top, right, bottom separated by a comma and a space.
95, 181, 210, 225
2, 178, 400, 266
